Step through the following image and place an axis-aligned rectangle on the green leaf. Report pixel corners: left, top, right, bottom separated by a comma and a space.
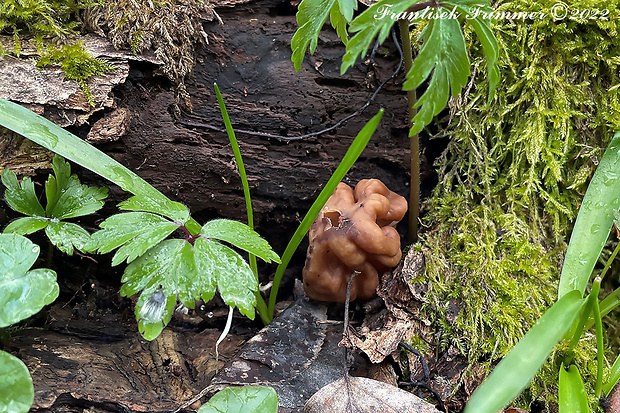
50, 177, 107, 219
198, 237, 257, 320
453, 1, 499, 103
135, 287, 177, 341
87, 212, 179, 265
464, 290, 585, 413
0, 233, 58, 327
330, 1, 350, 46
341, 0, 419, 75
291, 0, 338, 71
268, 109, 383, 316
118, 195, 190, 224
337, 0, 357, 22
1, 169, 45, 217
120, 239, 187, 298
403, 17, 469, 136
559, 364, 589, 413
559, 132, 620, 298
198, 386, 278, 413
4, 217, 48, 235
342, 0, 499, 133
45, 221, 90, 255
200, 219, 281, 264
0, 350, 34, 413
121, 238, 258, 339
45, 155, 75, 215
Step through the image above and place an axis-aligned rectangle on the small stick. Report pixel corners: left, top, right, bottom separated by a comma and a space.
342, 270, 360, 370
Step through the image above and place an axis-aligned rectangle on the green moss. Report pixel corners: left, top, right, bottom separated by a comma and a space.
83, 0, 212, 114
0, 0, 99, 42
0, 0, 113, 106
420, 0, 620, 408
36, 43, 115, 106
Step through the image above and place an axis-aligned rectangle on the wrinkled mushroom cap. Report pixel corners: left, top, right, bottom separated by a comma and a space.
303, 179, 407, 302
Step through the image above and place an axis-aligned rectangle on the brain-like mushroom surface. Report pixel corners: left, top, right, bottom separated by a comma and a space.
302, 179, 408, 302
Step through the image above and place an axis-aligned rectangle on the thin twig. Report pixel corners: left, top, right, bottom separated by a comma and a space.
398, 341, 446, 412
343, 270, 360, 370
177, 30, 404, 142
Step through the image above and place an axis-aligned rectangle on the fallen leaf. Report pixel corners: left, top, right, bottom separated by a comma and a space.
303, 375, 441, 413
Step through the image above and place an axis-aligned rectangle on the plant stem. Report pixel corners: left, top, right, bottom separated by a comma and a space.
214, 83, 270, 325
399, 19, 419, 243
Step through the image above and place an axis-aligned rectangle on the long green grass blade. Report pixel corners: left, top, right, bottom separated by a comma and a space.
0, 99, 201, 234
592, 278, 604, 399
464, 290, 585, 413
559, 132, 620, 298
266, 109, 384, 318
559, 363, 589, 413
213, 84, 269, 324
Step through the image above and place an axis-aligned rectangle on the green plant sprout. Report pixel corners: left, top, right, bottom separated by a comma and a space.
2, 154, 107, 255
465, 132, 620, 412
214, 84, 384, 323
0, 98, 280, 341
86, 197, 280, 340
0, 233, 59, 413
291, 0, 499, 242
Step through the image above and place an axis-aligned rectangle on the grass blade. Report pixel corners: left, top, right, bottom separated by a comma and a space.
267, 109, 384, 318
464, 290, 585, 413
559, 132, 620, 298
0, 99, 202, 234
213, 84, 269, 324
559, 363, 589, 413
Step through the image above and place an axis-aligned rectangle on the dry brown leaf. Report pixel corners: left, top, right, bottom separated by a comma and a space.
303, 375, 441, 413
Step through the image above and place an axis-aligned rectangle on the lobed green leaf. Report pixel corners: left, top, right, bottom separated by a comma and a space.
1, 169, 45, 217
200, 219, 281, 264
464, 290, 585, 413
118, 195, 190, 224
0, 234, 59, 327
558, 364, 589, 413
87, 212, 179, 266
341, 0, 419, 75
559, 132, 620, 298
198, 386, 278, 413
121, 237, 258, 339
291, 0, 339, 71
45, 221, 90, 255
202, 238, 257, 320
4, 217, 48, 235
45, 154, 75, 215
50, 178, 107, 220
0, 350, 34, 413
403, 17, 470, 136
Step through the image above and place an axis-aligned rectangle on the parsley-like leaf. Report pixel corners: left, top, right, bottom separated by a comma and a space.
341, 0, 420, 75
87, 212, 180, 266
200, 219, 281, 264
45, 221, 90, 255
291, 0, 356, 71
120, 237, 258, 340
403, 17, 470, 135
1, 170, 45, 217
118, 195, 190, 224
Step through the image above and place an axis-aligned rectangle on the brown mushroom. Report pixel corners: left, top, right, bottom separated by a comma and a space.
302, 179, 408, 302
